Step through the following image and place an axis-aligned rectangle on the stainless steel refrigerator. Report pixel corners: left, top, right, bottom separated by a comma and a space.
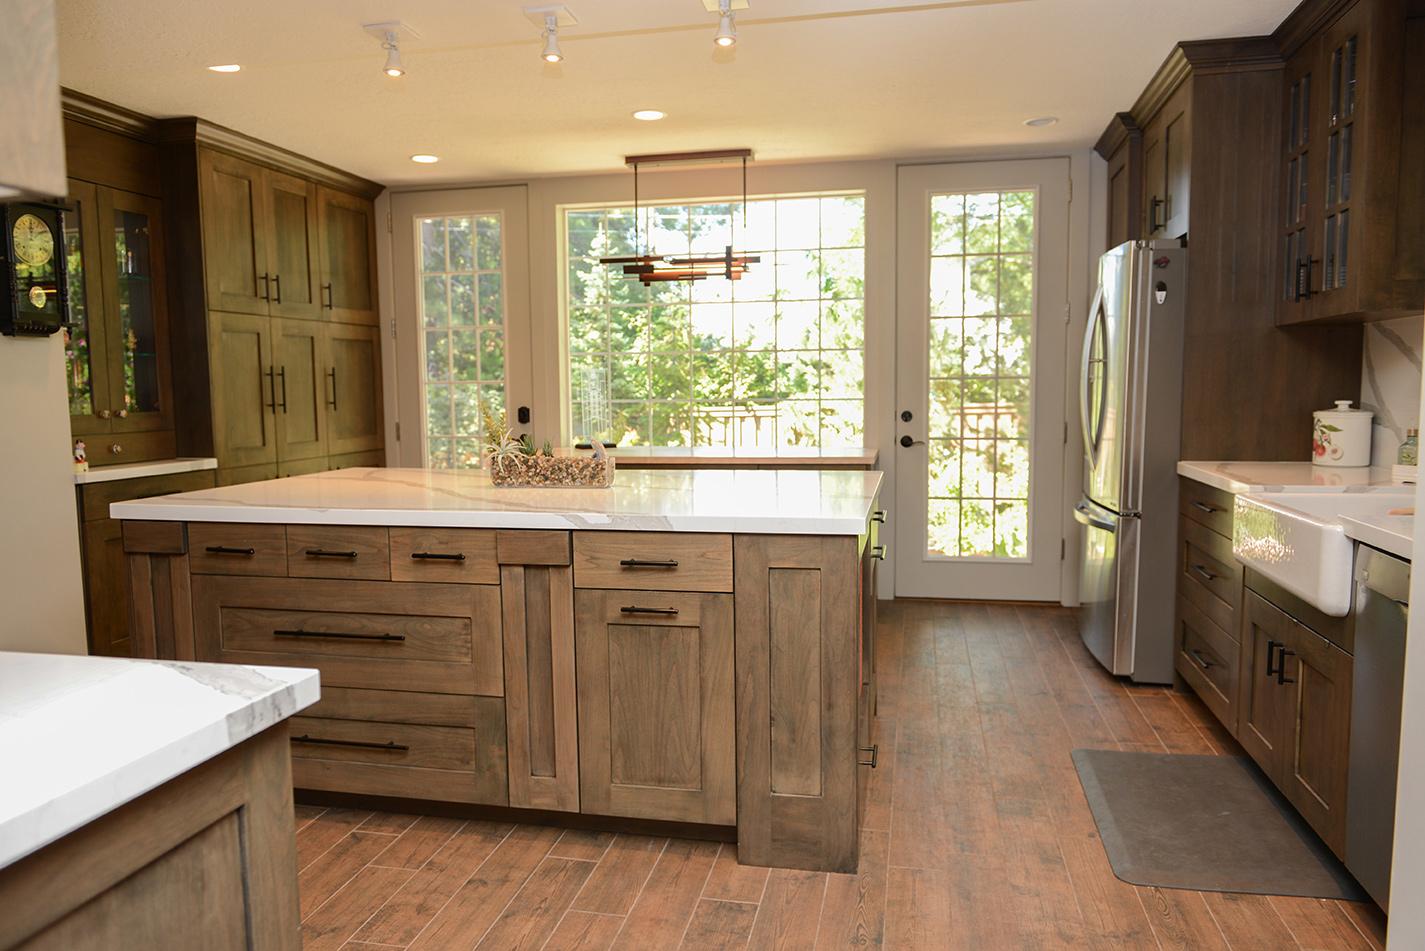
1074, 240, 1187, 684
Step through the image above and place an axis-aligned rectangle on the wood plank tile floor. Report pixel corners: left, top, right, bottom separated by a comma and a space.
292, 600, 1389, 949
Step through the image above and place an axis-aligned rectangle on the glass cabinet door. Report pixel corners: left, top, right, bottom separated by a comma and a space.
63, 180, 113, 434
100, 189, 172, 433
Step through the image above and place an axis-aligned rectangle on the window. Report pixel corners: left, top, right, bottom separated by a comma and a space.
419, 214, 506, 468
564, 195, 865, 448
925, 190, 1036, 560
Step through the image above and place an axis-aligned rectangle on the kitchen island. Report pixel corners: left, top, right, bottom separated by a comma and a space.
115, 466, 884, 872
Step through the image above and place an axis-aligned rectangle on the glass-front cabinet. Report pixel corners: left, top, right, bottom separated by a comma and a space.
62, 179, 173, 451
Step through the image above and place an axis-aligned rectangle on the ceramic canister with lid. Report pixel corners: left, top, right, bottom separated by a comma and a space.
1312, 400, 1373, 467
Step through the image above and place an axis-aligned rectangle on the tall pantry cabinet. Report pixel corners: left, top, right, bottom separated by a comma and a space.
157, 120, 385, 485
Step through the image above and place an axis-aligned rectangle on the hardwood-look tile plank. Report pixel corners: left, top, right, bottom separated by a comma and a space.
351, 820, 514, 946
295, 803, 326, 830
340, 942, 407, 950
1269, 896, 1378, 951
302, 865, 415, 951
549, 829, 616, 862
543, 910, 625, 951
746, 868, 828, 950
407, 824, 563, 950
679, 899, 758, 950
814, 829, 888, 950
299, 829, 400, 919
1201, 891, 1298, 949
884, 867, 952, 949
1056, 826, 1157, 948
701, 842, 769, 905
474, 855, 595, 950
297, 808, 375, 870
370, 815, 466, 870
1138, 886, 1230, 950
610, 838, 718, 949
572, 834, 668, 916
859, 716, 897, 834
1337, 900, 1388, 950
359, 812, 421, 835
1130, 690, 1217, 756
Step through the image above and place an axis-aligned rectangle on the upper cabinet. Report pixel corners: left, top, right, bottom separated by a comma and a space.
317, 187, 378, 324
1143, 84, 1191, 240
1097, 114, 1142, 250
1276, 0, 1425, 324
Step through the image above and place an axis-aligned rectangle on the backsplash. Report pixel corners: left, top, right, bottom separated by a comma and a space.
1360, 315, 1424, 465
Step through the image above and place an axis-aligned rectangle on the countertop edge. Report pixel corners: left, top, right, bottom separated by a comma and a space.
1340, 515, 1414, 561
74, 457, 219, 485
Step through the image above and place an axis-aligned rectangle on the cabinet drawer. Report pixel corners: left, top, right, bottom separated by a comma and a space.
1175, 596, 1240, 733
287, 525, 390, 580
1179, 479, 1235, 538
192, 576, 503, 696
1178, 517, 1242, 636
574, 532, 733, 592
189, 522, 288, 576
289, 692, 507, 806
390, 528, 499, 584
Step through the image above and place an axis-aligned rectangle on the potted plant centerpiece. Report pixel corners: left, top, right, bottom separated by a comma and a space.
481, 410, 615, 487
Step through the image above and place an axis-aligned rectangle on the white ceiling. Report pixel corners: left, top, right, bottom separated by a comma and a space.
56, 0, 1299, 187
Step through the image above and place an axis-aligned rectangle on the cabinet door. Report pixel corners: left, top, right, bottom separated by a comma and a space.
200, 150, 270, 316
1161, 90, 1192, 239
82, 518, 132, 657
322, 322, 384, 455
210, 312, 278, 468
1142, 126, 1166, 236
63, 179, 114, 436
273, 317, 326, 461
317, 187, 378, 324
1280, 42, 1321, 324
1314, 7, 1366, 317
1238, 591, 1293, 782
1105, 137, 1141, 248
99, 188, 174, 435
575, 589, 735, 825
264, 171, 321, 321
1278, 619, 1353, 856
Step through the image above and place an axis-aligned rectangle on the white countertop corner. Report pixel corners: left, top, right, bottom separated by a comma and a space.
74, 457, 218, 485
1340, 513, 1415, 561
0, 654, 318, 869
1177, 460, 1403, 495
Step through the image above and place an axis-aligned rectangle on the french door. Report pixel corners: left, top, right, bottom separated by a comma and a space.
390, 187, 533, 468
893, 160, 1070, 600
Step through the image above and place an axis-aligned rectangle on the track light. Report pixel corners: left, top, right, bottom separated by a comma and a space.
382, 32, 405, 77
541, 15, 563, 63
714, 0, 736, 48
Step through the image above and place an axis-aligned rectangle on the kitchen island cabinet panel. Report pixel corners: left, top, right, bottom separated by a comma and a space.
573, 531, 733, 592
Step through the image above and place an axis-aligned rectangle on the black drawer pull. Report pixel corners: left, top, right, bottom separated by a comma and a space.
1188, 648, 1215, 670
858, 744, 879, 768
620, 605, 679, 616
1265, 640, 1282, 678
1191, 501, 1219, 514
872, 510, 887, 523
1276, 648, 1297, 685
1191, 564, 1218, 582
273, 629, 406, 642
305, 548, 358, 559
292, 735, 409, 752
411, 551, 467, 562
205, 545, 255, 556
619, 558, 680, 568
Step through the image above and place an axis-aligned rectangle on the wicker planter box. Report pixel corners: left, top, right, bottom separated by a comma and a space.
487, 453, 616, 488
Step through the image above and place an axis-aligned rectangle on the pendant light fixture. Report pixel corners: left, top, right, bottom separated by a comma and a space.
714, 0, 738, 48
599, 149, 761, 286
524, 5, 577, 63
541, 14, 563, 63
363, 21, 420, 78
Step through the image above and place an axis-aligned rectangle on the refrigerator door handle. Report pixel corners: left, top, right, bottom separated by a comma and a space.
1073, 500, 1117, 534
1079, 285, 1106, 468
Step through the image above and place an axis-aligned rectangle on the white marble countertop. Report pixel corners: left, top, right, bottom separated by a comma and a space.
0, 653, 317, 869
110, 466, 885, 535
607, 446, 878, 467
73, 457, 218, 485
1341, 513, 1415, 561
1178, 460, 1403, 495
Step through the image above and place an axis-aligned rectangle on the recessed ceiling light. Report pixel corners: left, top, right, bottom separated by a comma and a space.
207, 64, 241, 73
1024, 116, 1059, 128
632, 110, 666, 121
410, 154, 440, 164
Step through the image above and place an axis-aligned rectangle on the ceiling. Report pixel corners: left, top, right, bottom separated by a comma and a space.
56, 0, 1299, 187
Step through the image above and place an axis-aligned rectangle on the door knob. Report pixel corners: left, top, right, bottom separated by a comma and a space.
97, 409, 112, 419
899, 435, 925, 448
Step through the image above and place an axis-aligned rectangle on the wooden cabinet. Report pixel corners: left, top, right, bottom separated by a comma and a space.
265, 171, 321, 321
1140, 83, 1191, 239
209, 311, 278, 469
574, 589, 735, 824
317, 187, 379, 324
274, 318, 326, 461
1097, 114, 1143, 248
1173, 480, 1245, 736
323, 322, 384, 455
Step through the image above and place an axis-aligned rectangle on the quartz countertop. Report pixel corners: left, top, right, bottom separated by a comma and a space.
1177, 461, 1403, 495
0, 653, 317, 869
607, 446, 877, 467
73, 457, 218, 485
1340, 512, 1415, 561
110, 466, 885, 535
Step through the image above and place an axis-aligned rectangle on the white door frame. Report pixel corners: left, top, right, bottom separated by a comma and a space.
893, 158, 1071, 601
388, 186, 532, 467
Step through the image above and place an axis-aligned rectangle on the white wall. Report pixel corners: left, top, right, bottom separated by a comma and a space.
1361, 315, 1423, 466
0, 333, 87, 654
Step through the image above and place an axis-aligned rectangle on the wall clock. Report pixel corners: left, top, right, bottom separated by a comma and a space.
2, 202, 68, 337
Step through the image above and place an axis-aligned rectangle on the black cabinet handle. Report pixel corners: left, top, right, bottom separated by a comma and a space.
619, 558, 679, 569
872, 545, 886, 560
1149, 196, 1166, 232
1191, 564, 1217, 583
305, 548, 358, 559
292, 734, 409, 752
620, 606, 679, 616
1190, 501, 1218, 514
265, 366, 278, 412
872, 510, 887, 523
205, 545, 255, 556
858, 744, 879, 768
411, 551, 466, 562
273, 629, 405, 642
1295, 258, 1317, 302
1276, 648, 1297, 685
1189, 648, 1215, 670
277, 366, 288, 413
326, 367, 338, 411
1265, 640, 1282, 678
259, 272, 270, 301
321, 283, 333, 310
271, 274, 282, 304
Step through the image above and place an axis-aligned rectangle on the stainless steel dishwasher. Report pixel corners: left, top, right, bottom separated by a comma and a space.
1346, 544, 1410, 910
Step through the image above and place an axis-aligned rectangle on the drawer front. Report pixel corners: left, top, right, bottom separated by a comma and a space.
84, 430, 178, 469
1175, 596, 1240, 733
189, 522, 289, 576
1178, 517, 1242, 636
390, 528, 499, 584
192, 576, 503, 696
574, 531, 733, 592
80, 468, 217, 522
289, 693, 508, 806
287, 525, 391, 580
1180, 479, 1235, 538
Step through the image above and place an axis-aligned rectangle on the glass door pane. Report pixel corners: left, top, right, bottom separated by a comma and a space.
112, 206, 161, 415
63, 188, 99, 420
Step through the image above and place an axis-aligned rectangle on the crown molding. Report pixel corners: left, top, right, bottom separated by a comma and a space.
1131, 37, 1282, 124
1094, 112, 1142, 160
1274, 0, 1357, 56
61, 88, 159, 139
